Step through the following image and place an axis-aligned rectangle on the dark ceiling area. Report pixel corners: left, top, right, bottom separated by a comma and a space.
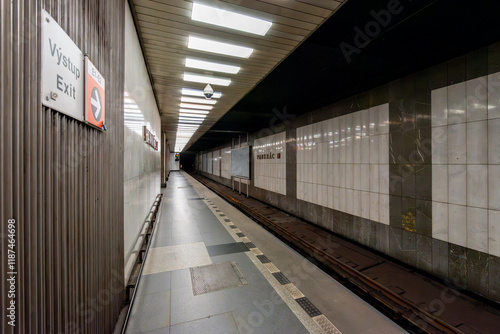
186, 0, 500, 153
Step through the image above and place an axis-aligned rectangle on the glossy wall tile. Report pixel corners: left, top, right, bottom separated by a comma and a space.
253, 132, 287, 195
221, 147, 232, 180
212, 150, 221, 177
296, 104, 390, 225
431, 71, 500, 257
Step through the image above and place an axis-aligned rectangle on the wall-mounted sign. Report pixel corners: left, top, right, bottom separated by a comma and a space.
41, 9, 84, 120
256, 151, 280, 160
142, 126, 158, 151
85, 57, 105, 129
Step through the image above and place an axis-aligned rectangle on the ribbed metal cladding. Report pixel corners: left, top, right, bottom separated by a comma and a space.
1, 1, 125, 333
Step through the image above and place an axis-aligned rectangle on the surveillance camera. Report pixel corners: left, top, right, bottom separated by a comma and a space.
203, 84, 214, 99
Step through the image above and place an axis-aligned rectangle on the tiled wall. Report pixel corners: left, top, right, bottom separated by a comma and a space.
123, 6, 161, 281
221, 147, 232, 179
297, 105, 390, 224
212, 149, 221, 176
253, 132, 287, 195
432, 72, 500, 257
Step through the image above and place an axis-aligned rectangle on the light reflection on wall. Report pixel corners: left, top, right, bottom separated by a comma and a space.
124, 91, 151, 135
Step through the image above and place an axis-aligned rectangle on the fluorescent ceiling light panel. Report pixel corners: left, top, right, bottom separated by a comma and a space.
191, 3, 272, 36
182, 88, 222, 99
179, 120, 203, 124
179, 117, 204, 122
181, 96, 217, 105
179, 113, 206, 118
183, 72, 231, 86
180, 103, 213, 110
179, 108, 210, 114
188, 36, 253, 58
185, 58, 240, 74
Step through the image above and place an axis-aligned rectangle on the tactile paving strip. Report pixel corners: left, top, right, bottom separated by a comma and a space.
272, 272, 291, 285
295, 297, 322, 317
256, 254, 271, 264
236, 232, 245, 237
313, 315, 342, 334
244, 242, 256, 249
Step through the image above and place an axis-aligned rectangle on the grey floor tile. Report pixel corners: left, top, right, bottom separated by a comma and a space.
154, 227, 173, 239
231, 301, 309, 334
197, 221, 226, 233
170, 286, 230, 325
171, 233, 203, 245
201, 231, 235, 246
151, 236, 172, 248
138, 271, 171, 296
141, 326, 170, 334
171, 225, 200, 237
170, 312, 238, 334
206, 242, 249, 257
170, 269, 192, 290
127, 290, 170, 333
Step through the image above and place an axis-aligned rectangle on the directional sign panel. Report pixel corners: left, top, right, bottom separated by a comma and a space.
41, 9, 84, 120
85, 57, 105, 129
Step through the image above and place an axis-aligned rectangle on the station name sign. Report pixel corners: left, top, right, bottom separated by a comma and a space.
256, 152, 281, 160
143, 126, 159, 151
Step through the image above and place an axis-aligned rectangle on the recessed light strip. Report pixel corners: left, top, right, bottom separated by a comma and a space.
185, 58, 240, 74
191, 3, 272, 36
188, 36, 253, 58
183, 72, 231, 86
181, 96, 217, 105
179, 108, 210, 114
180, 103, 213, 110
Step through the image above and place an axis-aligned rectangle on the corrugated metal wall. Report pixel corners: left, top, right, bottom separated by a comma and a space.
1, 1, 125, 333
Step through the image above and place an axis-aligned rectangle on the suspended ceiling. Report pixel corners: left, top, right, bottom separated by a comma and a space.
185, 0, 500, 153
129, 0, 344, 151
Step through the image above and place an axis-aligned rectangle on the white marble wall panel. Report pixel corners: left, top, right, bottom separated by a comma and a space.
253, 132, 286, 195
432, 71, 500, 256
207, 151, 213, 174
212, 150, 221, 176
221, 147, 232, 179
297, 104, 390, 225
123, 6, 161, 282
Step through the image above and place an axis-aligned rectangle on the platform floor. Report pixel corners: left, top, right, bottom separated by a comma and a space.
125, 172, 407, 334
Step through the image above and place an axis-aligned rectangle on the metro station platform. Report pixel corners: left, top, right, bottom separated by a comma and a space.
124, 172, 406, 334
